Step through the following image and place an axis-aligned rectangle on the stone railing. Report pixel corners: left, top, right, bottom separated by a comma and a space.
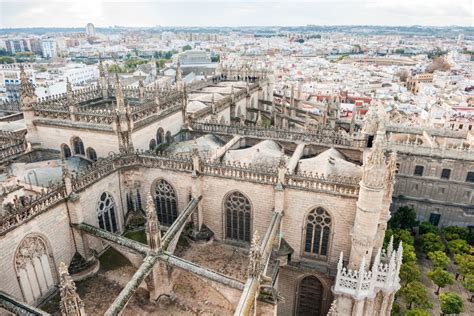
0, 142, 27, 162
191, 121, 364, 148
286, 172, 360, 196
0, 183, 66, 235
387, 141, 474, 161
201, 160, 278, 185
334, 243, 402, 299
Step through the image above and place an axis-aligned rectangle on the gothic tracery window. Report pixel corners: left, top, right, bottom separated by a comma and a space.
304, 207, 331, 258
86, 147, 97, 161
225, 191, 251, 243
154, 179, 178, 226
97, 192, 118, 233
15, 235, 55, 303
62, 144, 71, 159
72, 137, 85, 156
157, 128, 164, 144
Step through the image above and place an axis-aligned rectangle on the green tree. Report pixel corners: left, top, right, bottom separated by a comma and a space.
447, 239, 470, 255
455, 254, 474, 276
182, 44, 192, 51
427, 268, 454, 295
439, 292, 464, 315
403, 309, 430, 316
400, 281, 430, 309
402, 244, 417, 263
0, 56, 15, 64
443, 226, 469, 241
427, 251, 450, 269
421, 232, 445, 254
419, 221, 438, 235
400, 261, 421, 285
389, 207, 417, 230
107, 64, 123, 73
462, 274, 474, 293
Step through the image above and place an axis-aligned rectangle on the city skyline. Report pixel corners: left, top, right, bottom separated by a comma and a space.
1, 0, 472, 28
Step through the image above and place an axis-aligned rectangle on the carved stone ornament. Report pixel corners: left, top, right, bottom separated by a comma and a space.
15, 236, 47, 270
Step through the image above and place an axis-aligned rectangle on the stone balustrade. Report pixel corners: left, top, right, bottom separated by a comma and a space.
334, 243, 402, 300
191, 121, 363, 148
0, 183, 66, 235
387, 141, 474, 161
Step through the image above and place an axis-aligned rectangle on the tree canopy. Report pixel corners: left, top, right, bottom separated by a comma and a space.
389, 207, 417, 230
400, 281, 431, 309
439, 292, 464, 314
427, 251, 450, 269
421, 232, 445, 254
427, 268, 454, 295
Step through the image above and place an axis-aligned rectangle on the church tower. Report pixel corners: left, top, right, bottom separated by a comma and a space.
19, 65, 39, 148
332, 130, 402, 316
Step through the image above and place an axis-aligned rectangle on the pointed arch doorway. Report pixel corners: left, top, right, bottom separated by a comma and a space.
296, 275, 324, 315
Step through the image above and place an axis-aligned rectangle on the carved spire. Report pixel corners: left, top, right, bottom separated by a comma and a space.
384, 151, 397, 199
19, 64, 36, 109
66, 78, 74, 104
191, 138, 201, 176
248, 230, 262, 278
58, 262, 86, 316
387, 235, 394, 258
114, 73, 124, 111
362, 129, 386, 188
145, 193, 161, 251
176, 60, 182, 82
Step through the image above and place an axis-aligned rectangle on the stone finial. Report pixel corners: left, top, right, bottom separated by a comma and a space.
362, 130, 386, 188
387, 235, 394, 258
384, 151, 397, 199
145, 193, 161, 251
19, 64, 36, 109
191, 139, 201, 176
337, 252, 343, 272
327, 300, 338, 316
58, 262, 86, 316
248, 230, 262, 278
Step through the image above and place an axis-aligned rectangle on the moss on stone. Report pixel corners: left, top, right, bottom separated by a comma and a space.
124, 230, 147, 245
99, 247, 130, 271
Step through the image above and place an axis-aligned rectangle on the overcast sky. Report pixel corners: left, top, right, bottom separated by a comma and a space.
0, 0, 472, 28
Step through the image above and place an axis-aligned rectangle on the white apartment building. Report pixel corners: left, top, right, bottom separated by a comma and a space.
41, 40, 58, 58
64, 64, 99, 85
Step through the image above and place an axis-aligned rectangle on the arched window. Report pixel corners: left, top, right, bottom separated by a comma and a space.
154, 179, 178, 226
72, 137, 85, 155
304, 207, 331, 258
97, 192, 118, 233
225, 191, 251, 243
15, 235, 55, 303
149, 139, 157, 151
296, 276, 324, 315
157, 128, 164, 144
62, 144, 71, 159
86, 147, 97, 161
165, 131, 172, 144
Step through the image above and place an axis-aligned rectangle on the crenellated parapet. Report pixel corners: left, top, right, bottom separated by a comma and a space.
334, 241, 402, 300
0, 182, 67, 235
191, 120, 365, 148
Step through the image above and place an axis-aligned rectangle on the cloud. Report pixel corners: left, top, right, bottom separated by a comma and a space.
0, 0, 472, 28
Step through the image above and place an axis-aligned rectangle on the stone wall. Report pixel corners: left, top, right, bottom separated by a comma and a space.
31, 124, 117, 158
0, 202, 74, 302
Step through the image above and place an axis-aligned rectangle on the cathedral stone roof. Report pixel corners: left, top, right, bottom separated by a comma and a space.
186, 100, 208, 113
9, 157, 90, 187
167, 134, 225, 157
298, 148, 361, 178
223, 140, 287, 168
